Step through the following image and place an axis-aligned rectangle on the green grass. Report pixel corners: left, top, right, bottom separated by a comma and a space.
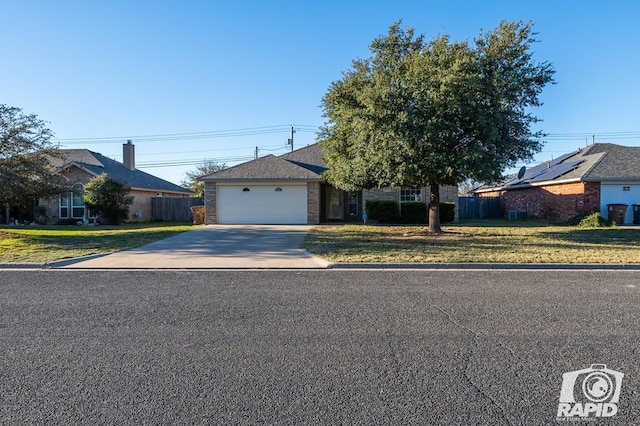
301, 220, 640, 263
0, 222, 197, 263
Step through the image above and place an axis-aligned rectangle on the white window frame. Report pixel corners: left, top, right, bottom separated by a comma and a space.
59, 193, 69, 218
400, 188, 422, 203
71, 183, 86, 218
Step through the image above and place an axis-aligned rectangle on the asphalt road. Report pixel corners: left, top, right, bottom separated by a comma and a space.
1, 270, 639, 425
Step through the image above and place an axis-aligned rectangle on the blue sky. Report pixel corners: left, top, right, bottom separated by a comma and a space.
2, 1, 639, 184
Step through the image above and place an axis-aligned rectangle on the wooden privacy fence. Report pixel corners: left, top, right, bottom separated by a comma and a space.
457, 196, 502, 220
151, 197, 203, 222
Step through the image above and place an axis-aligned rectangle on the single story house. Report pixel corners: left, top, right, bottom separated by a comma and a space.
41, 141, 193, 223
199, 143, 458, 224
474, 143, 640, 223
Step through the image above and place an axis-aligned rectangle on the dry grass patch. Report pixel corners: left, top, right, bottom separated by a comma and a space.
301, 222, 640, 263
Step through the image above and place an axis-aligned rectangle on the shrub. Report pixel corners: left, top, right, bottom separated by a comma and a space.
569, 212, 616, 228
365, 200, 399, 223
34, 205, 49, 225
439, 202, 456, 223
84, 175, 134, 225
401, 202, 427, 224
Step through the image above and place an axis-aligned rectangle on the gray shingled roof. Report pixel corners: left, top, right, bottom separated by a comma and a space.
279, 143, 328, 175
54, 149, 192, 194
582, 143, 640, 181
200, 154, 323, 181
473, 143, 633, 192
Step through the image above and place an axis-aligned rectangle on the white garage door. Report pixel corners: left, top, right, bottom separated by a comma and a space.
218, 184, 307, 224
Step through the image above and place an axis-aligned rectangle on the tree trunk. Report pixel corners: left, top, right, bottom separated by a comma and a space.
428, 184, 441, 233
4, 203, 10, 224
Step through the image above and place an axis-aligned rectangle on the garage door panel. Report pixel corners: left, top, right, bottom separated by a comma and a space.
218, 185, 307, 224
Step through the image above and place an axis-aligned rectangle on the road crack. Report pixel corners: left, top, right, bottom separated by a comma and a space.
432, 303, 521, 426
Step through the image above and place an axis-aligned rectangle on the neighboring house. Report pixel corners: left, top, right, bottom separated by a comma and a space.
199, 143, 458, 224
474, 143, 640, 223
42, 141, 192, 224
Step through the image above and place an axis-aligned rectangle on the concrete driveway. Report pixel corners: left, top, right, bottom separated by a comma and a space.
55, 225, 330, 269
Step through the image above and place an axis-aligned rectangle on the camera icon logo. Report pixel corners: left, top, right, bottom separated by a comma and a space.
557, 364, 624, 418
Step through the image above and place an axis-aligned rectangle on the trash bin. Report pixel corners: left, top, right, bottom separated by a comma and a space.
633, 204, 640, 225
190, 205, 205, 225
606, 204, 628, 225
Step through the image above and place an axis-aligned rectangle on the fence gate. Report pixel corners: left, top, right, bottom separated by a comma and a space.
458, 196, 502, 220
152, 197, 203, 222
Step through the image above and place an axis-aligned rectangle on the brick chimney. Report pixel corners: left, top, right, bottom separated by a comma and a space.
123, 140, 135, 170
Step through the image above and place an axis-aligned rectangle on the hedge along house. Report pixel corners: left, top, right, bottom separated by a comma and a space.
473, 143, 640, 224
199, 143, 458, 224
42, 141, 193, 224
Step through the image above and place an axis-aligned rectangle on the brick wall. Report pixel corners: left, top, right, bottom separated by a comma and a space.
307, 182, 320, 224
502, 181, 600, 221
204, 182, 217, 224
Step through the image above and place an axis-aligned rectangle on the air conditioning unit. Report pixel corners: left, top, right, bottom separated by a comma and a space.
508, 210, 527, 220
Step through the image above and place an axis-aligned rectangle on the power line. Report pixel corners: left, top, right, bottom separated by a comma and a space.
105, 144, 288, 158
137, 155, 255, 168
55, 124, 322, 144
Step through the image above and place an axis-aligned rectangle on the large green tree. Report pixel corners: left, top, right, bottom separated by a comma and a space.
84, 175, 134, 224
180, 160, 227, 198
0, 104, 67, 222
319, 20, 555, 232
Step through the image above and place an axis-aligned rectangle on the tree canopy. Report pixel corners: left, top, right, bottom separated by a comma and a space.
84, 175, 134, 224
318, 20, 555, 231
181, 160, 227, 198
0, 104, 67, 221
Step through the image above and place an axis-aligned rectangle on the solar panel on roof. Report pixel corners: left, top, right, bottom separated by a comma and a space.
548, 152, 575, 168
529, 160, 584, 182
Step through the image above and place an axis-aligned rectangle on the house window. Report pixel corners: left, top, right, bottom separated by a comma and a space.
59, 193, 69, 218
623, 186, 631, 192
71, 183, 86, 218
400, 188, 422, 202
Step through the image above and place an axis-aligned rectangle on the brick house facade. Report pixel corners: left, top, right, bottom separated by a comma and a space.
475, 143, 640, 223
201, 144, 459, 225
480, 182, 600, 221
43, 142, 192, 224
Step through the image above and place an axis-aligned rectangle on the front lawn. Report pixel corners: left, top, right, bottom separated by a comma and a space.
301, 220, 640, 263
0, 222, 196, 263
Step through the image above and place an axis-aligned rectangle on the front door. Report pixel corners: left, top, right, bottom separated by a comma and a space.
326, 187, 344, 220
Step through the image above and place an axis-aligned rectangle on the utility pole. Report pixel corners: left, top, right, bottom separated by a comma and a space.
254, 146, 259, 159
287, 126, 295, 152
592, 134, 595, 145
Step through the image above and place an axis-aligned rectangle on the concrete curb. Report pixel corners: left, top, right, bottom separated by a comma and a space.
0, 253, 115, 270
329, 262, 640, 270
0, 263, 47, 269
2, 261, 640, 271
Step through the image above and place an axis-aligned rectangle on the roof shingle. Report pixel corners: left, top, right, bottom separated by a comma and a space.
54, 149, 192, 194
